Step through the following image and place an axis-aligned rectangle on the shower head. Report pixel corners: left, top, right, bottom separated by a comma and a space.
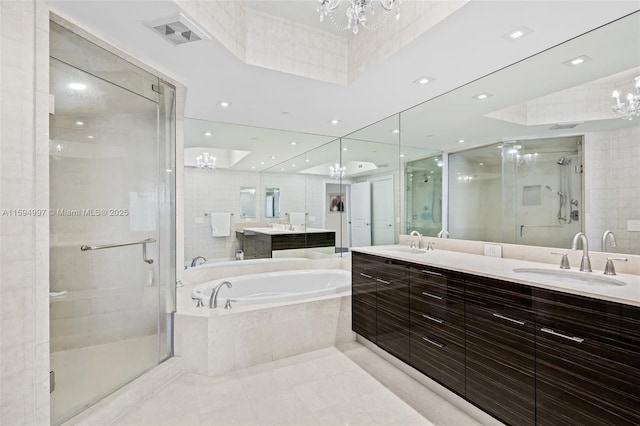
556, 156, 570, 165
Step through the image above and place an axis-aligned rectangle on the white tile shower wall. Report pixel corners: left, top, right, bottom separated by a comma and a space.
585, 126, 640, 254
175, 294, 354, 376
184, 168, 329, 262
0, 1, 50, 424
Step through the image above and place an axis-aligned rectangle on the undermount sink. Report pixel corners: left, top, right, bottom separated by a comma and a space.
381, 247, 426, 255
512, 268, 626, 287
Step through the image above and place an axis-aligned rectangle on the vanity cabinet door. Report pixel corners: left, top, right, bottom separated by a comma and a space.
409, 266, 466, 394
352, 253, 378, 343
373, 258, 410, 363
533, 289, 640, 426
465, 276, 536, 426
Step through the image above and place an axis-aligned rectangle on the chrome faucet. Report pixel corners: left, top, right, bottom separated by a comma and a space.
601, 230, 617, 252
409, 230, 423, 249
190, 256, 206, 267
209, 281, 232, 308
571, 232, 592, 272
437, 230, 449, 238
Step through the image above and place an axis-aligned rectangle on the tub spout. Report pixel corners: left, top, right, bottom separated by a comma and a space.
209, 281, 232, 308
191, 256, 206, 267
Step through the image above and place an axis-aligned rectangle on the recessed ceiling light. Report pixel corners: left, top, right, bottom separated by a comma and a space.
280, 168, 285, 171
502, 26, 533, 41
290, 141, 297, 145
271, 155, 276, 159
343, 147, 348, 151
329, 119, 340, 125
400, 154, 405, 158
563, 55, 591, 66
305, 159, 310, 162
260, 161, 265, 165
68, 83, 86, 90
430, 171, 434, 174
458, 139, 465, 144
218, 101, 231, 108
251, 166, 256, 169
437, 160, 443, 167
88, 135, 94, 139
204, 132, 212, 136
474, 93, 493, 100
291, 164, 296, 167
392, 129, 400, 134
479, 162, 484, 166
76, 121, 84, 126
166, 169, 172, 173
413, 76, 434, 85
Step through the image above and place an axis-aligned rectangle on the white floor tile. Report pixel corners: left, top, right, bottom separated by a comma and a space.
356, 388, 417, 424
311, 400, 376, 426
391, 412, 436, 426
238, 369, 293, 400
248, 389, 313, 426
199, 400, 260, 426
293, 376, 351, 412
330, 368, 386, 400
191, 374, 249, 413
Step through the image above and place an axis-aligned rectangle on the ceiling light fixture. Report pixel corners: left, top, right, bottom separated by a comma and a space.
458, 139, 465, 144
271, 155, 276, 159
474, 93, 493, 100
88, 135, 94, 139
204, 132, 212, 136
392, 129, 400, 134
329, 119, 340, 125
218, 101, 231, 108
413, 76, 433, 85
196, 152, 216, 170
318, 0, 401, 35
329, 162, 346, 179
291, 141, 297, 145
68, 83, 87, 91
502, 26, 533, 41
612, 76, 640, 120
563, 55, 591, 66
75, 121, 84, 126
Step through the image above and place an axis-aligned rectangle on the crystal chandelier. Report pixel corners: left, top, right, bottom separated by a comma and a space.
329, 162, 346, 179
318, 0, 401, 35
196, 152, 216, 169
612, 76, 640, 120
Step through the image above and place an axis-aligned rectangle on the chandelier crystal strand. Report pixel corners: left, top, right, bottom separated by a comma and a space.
196, 152, 216, 170
611, 76, 640, 120
319, 0, 400, 35
329, 162, 346, 179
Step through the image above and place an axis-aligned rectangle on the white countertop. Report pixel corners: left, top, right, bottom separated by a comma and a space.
352, 245, 640, 307
239, 227, 335, 235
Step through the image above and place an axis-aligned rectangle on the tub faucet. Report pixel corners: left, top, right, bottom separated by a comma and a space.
209, 281, 232, 308
437, 230, 449, 238
601, 230, 617, 252
409, 230, 423, 249
190, 256, 206, 267
571, 232, 592, 272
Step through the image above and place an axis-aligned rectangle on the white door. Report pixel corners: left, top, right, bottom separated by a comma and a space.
350, 181, 371, 247
372, 178, 394, 245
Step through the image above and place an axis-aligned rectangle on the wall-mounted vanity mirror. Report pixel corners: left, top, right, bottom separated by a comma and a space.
398, 11, 640, 254
240, 187, 257, 219
264, 187, 280, 218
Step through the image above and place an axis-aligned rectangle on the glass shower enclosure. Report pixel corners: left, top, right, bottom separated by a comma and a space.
48, 22, 176, 424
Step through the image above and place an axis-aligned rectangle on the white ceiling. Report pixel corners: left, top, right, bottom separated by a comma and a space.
48, 0, 640, 145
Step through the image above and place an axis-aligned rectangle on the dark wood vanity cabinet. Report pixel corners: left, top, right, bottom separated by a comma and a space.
351, 252, 410, 363
465, 275, 536, 426
351, 252, 640, 426
409, 265, 466, 395
533, 289, 640, 426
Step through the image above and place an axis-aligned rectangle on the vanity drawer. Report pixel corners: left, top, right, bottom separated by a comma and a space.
410, 266, 464, 300
466, 274, 535, 323
410, 328, 465, 395
376, 277, 409, 316
411, 309, 464, 348
410, 283, 464, 316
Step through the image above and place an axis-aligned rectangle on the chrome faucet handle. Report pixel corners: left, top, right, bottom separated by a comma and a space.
410, 241, 416, 248
427, 242, 435, 251
604, 257, 627, 276
550, 252, 570, 269
195, 297, 204, 308
224, 299, 237, 309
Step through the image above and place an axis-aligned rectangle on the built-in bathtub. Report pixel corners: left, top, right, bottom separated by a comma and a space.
175, 268, 355, 376
191, 269, 350, 305
189, 257, 309, 270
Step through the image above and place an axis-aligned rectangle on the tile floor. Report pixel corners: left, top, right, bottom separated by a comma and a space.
111, 342, 499, 426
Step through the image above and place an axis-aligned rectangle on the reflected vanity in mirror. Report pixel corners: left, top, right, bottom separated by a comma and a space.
264, 187, 280, 218
240, 187, 256, 219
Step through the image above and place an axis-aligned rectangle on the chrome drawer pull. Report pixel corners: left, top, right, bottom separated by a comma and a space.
422, 337, 444, 348
492, 313, 526, 326
423, 314, 444, 324
541, 327, 584, 343
359, 273, 373, 279
422, 292, 443, 300
421, 270, 443, 277
376, 278, 391, 284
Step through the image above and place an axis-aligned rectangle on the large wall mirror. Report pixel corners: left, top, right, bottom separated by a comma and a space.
399, 11, 640, 254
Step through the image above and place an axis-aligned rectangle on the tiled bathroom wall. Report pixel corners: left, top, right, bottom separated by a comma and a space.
0, 1, 51, 423
585, 126, 640, 254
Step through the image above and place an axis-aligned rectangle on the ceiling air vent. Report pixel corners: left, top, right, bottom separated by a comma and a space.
549, 123, 581, 130
144, 12, 210, 46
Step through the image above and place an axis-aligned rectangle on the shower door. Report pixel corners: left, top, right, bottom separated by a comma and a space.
49, 23, 175, 425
